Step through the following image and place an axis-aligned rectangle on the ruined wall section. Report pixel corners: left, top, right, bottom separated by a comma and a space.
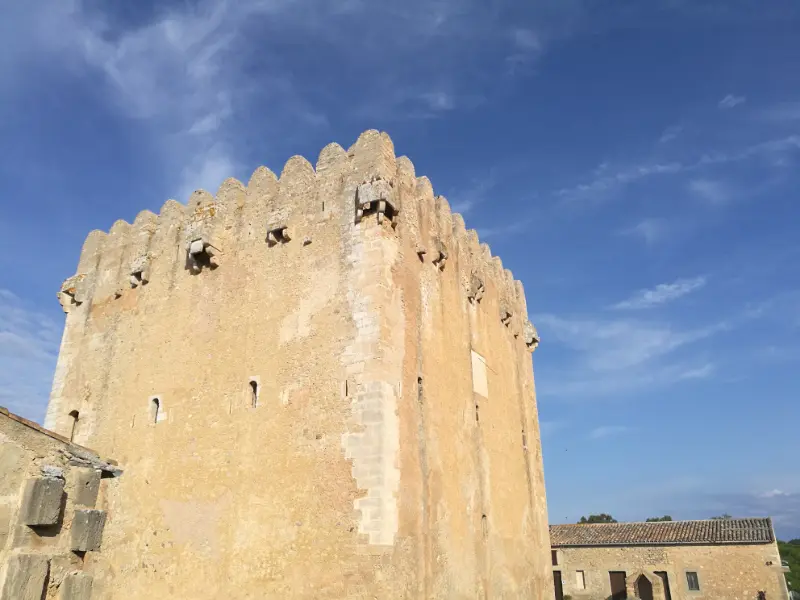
0, 409, 120, 600
43, 129, 548, 599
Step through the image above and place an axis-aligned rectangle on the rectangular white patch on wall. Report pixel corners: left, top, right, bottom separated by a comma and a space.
471, 350, 489, 398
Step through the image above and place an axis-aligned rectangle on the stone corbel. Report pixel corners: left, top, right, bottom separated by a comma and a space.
432, 240, 448, 271
266, 222, 293, 246
58, 274, 88, 313
523, 320, 540, 352
468, 274, 485, 304
500, 305, 513, 327
129, 255, 151, 288
186, 237, 221, 273
355, 179, 398, 225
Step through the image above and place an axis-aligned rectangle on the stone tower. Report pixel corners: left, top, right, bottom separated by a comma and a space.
44, 130, 550, 599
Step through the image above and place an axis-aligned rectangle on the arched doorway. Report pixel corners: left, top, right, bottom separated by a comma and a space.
636, 574, 654, 600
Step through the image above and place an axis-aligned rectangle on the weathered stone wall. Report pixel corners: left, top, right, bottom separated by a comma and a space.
0, 408, 119, 600
43, 130, 550, 599
554, 542, 789, 600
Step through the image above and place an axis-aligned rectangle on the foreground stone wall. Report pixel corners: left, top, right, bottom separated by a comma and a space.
554, 541, 789, 600
44, 130, 550, 599
0, 408, 120, 600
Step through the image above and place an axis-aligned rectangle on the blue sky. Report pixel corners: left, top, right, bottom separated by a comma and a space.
1, 1, 799, 538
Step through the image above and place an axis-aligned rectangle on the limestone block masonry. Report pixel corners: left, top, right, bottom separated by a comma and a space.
0, 408, 121, 600
19, 477, 64, 526
43, 130, 551, 599
70, 510, 106, 552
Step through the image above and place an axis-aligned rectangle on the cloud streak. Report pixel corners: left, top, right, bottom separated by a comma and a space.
658, 125, 683, 144
613, 277, 707, 310
7, 0, 559, 201
534, 312, 727, 398
0, 289, 61, 422
556, 135, 800, 205
688, 179, 730, 205
589, 425, 630, 440
620, 218, 671, 246
718, 94, 746, 109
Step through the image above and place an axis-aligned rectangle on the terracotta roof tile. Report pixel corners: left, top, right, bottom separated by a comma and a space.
550, 518, 774, 547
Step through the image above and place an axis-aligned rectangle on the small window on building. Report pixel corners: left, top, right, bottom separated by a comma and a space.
686, 571, 700, 591
576, 570, 586, 589
150, 397, 161, 424
249, 380, 259, 408
68, 410, 80, 442
551, 550, 558, 566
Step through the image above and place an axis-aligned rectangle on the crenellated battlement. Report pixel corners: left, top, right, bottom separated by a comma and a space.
58, 129, 538, 350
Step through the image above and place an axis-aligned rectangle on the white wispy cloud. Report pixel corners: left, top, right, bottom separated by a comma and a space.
177, 147, 238, 204
677, 363, 715, 379
10, 0, 310, 200
10, 0, 536, 198
659, 125, 683, 143
556, 161, 683, 203
505, 27, 544, 72
718, 94, 746, 109
512, 27, 542, 51
556, 135, 800, 205
620, 218, 671, 246
0, 289, 61, 421
613, 276, 707, 310
759, 489, 788, 499
419, 91, 455, 112
538, 313, 724, 372
589, 425, 630, 440
448, 171, 499, 215
534, 312, 726, 398
688, 178, 730, 205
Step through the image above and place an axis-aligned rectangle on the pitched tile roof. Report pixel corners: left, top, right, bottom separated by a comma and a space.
550, 518, 774, 547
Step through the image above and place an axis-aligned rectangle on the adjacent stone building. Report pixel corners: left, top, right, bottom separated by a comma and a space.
0, 407, 121, 600
40, 130, 551, 598
550, 518, 790, 600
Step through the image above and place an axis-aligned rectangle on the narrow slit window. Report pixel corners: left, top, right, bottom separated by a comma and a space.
68, 410, 79, 442
249, 380, 259, 408
150, 397, 161, 424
